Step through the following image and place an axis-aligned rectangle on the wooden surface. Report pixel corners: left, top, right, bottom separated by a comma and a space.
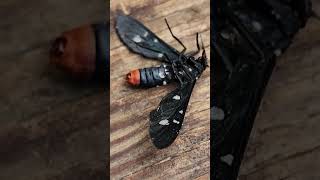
239, 1, 320, 179
3, 1, 318, 179
0, 1, 107, 180
110, 0, 210, 179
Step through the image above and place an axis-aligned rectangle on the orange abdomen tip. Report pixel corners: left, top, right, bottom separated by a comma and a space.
127, 69, 140, 86
50, 25, 96, 80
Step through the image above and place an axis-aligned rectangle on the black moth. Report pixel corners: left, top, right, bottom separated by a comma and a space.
115, 15, 207, 149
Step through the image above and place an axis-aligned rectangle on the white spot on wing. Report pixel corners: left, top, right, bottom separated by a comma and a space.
158, 53, 164, 58
132, 35, 142, 43
179, 110, 183, 114
173, 119, 180, 124
274, 49, 282, 57
163, 81, 167, 85
153, 38, 159, 43
271, 10, 281, 19
159, 119, 169, 125
220, 32, 231, 40
252, 21, 262, 32
188, 68, 192, 72
159, 71, 165, 78
211, 106, 225, 120
143, 31, 149, 37
220, 154, 234, 166
173, 95, 180, 100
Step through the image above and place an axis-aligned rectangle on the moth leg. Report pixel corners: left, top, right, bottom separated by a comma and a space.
186, 33, 200, 57
171, 63, 184, 86
165, 18, 186, 53
178, 48, 187, 64
227, 11, 265, 60
181, 64, 194, 82
188, 57, 203, 73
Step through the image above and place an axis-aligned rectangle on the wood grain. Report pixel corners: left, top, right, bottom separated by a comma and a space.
110, 0, 210, 179
0, 1, 108, 179
239, 1, 320, 179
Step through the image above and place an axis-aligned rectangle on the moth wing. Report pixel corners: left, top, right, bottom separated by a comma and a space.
149, 81, 196, 149
116, 15, 180, 63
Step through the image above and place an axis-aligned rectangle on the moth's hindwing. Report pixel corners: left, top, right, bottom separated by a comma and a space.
116, 15, 180, 62
149, 82, 195, 149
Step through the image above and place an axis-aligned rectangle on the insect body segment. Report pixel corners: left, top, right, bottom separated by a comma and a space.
50, 22, 109, 80
127, 64, 174, 87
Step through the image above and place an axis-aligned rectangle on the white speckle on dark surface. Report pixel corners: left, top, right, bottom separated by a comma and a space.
153, 38, 159, 43
189, 68, 192, 72
132, 35, 142, 43
158, 53, 164, 58
173, 119, 180, 124
173, 95, 180, 100
159, 71, 165, 78
159, 119, 169, 125
220, 154, 234, 166
163, 81, 167, 85
220, 32, 230, 39
271, 10, 281, 19
252, 21, 262, 32
211, 106, 225, 120
179, 110, 183, 114
143, 31, 149, 37
274, 49, 282, 57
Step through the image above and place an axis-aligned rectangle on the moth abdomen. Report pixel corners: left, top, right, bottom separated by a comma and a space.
127, 64, 174, 87
50, 22, 109, 81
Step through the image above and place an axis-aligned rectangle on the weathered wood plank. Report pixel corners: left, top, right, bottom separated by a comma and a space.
239, 1, 320, 179
110, 0, 210, 179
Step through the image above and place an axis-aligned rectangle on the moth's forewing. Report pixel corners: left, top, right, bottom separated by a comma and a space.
149, 82, 196, 149
115, 15, 180, 62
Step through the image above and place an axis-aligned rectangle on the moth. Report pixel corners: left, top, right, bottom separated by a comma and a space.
116, 15, 208, 149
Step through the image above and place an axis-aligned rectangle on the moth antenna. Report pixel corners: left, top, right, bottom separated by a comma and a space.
164, 18, 186, 51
